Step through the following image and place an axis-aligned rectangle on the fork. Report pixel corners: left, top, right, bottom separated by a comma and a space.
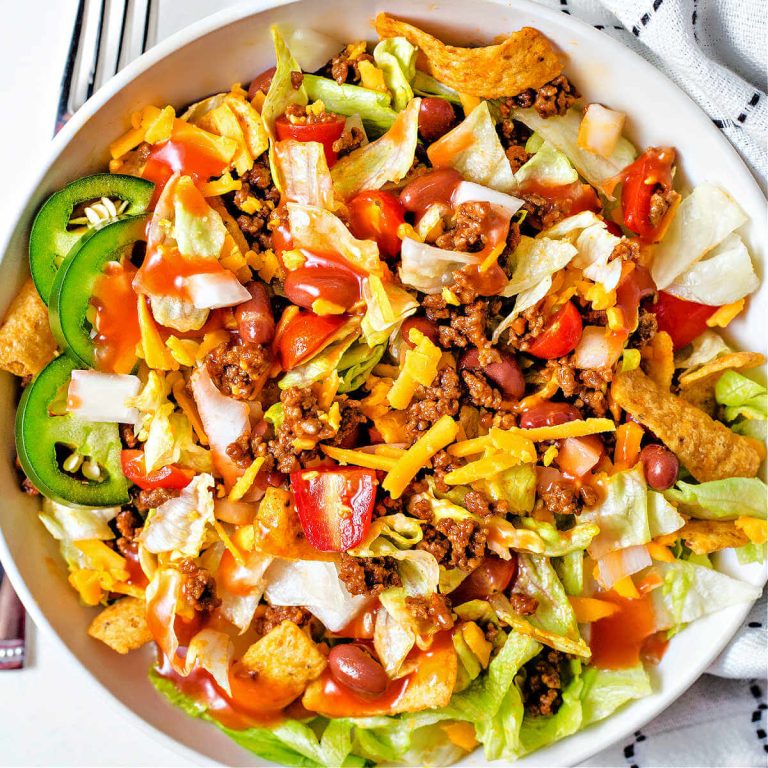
0, 0, 157, 674
55, 0, 157, 133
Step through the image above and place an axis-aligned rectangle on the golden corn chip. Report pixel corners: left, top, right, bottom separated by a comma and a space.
678, 351, 766, 390
679, 519, 749, 555
241, 621, 327, 709
87, 596, 153, 654
612, 368, 762, 482
253, 487, 336, 561
0, 278, 57, 378
375, 14, 563, 99
640, 330, 674, 390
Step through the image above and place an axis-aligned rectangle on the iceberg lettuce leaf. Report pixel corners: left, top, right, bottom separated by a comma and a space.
665, 477, 767, 520
373, 37, 416, 112
262, 26, 308, 137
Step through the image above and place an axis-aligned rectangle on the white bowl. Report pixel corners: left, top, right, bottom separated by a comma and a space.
0, 0, 765, 765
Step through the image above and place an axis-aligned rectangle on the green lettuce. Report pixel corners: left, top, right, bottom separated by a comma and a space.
665, 477, 767, 520
553, 550, 584, 596
715, 370, 768, 422
412, 70, 461, 104
303, 74, 397, 135
477, 463, 537, 514
262, 26, 308, 137
514, 141, 578, 188
336, 342, 386, 393
373, 37, 416, 112
279, 329, 360, 389
360, 279, 418, 347
736, 541, 767, 565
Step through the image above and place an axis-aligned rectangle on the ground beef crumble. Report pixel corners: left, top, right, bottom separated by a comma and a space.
649, 187, 677, 228
133, 487, 180, 511
630, 307, 658, 347
463, 489, 510, 519
205, 339, 272, 400
506, 144, 531, 173
405, 593, 455, 632
332, 126, 365, 158
179, 559, 221, 613
252, 605, 312, 637
550, 360, 612, 418
537, 480, 583, 518
418, 517, 487, 571
232, 158, 281, 252
114, 508, 143, 556
520, 192, 569, 231
521, 649, 568, 717
511, 75, 580, 119
338, 553, 402, 596
461, 369, 502, 410
434, 202, 494, 253
508, 592, 539, 616
405, 367, 462, 439
327, 45, 375, 85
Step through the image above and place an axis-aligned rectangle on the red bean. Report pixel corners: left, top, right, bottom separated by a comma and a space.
418, 97, 457, 142
460, 348, 525, 399
519, 401, 582, 430
400, 168, 462, 218
401, 316, 439, 347
639, 444, 679, 490
247, 67, 276, 100
328, 644, 388, 697
235, 282, 275, 344
284, 267, 360, 311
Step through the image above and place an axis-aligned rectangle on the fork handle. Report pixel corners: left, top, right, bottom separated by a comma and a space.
0, 570, 25, 670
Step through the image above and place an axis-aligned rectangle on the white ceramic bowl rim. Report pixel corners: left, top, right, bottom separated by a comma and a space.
0, 1, 765, 766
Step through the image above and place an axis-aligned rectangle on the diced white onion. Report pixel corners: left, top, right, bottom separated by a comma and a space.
597, 545, 651, 589
66, 370, 141, 423
571, 326, 625, 370
264, 559, 369, 632
451, 180, 525, 218
184, 628, 234, 695
555, 436, 602, 477
577, 104, 627, 159
184, 272, 251, 310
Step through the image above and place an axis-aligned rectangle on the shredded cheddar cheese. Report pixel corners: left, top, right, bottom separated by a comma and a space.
383, 415, 459, 499
229, 457, 266, 502
444, 453, 523, 485
568, 596, 619, 623
387, 329, 442, 410
707, 298, 746, 328
201, 172, 242, 197
136, 297, 179, 371
321, 445, 397, 472
735, 517, 767, 544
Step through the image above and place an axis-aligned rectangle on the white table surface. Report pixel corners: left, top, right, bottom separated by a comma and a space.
0, 3, 762, 767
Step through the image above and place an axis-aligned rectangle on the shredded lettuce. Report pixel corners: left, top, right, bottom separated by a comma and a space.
273, 140, 335, 209
554, 550, 584, 596
651, 560, 762, 632
427, 101, 516, 192
303, 75, 398, 135
665, 477, 767, 520
330, 98, 421, 200
512, 106, 636, 187
398, 237, 480, 294
336, 342, 386, 393
39, 498, 118, 542
651, 184, 749, 290
262, 26, 308, 137
372, 37, 416, 112
514, 141, 578, 188
715, 370, 768, 422
279, 328, 360, 389
477, 463, 537, 514
412, 70, 461, 105
360, 278, 418, 346
674, 330, 731, 370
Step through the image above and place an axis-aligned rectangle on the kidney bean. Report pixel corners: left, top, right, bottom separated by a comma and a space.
235, 282, 275, 344
451, 554, 518, 604
400, 168, 462, 218
284, 267, 360, 311
460, 348, 525, 399
401, 316, 439, 347
519, 401, 582, 430
639, 444, 679, 490
328, 644, 389, 697
247, 66, 276, 100
418, 97, 457, 142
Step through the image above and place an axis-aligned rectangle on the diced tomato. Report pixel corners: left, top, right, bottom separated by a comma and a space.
348, 190, 406, 259
604, 220, 623, 237
620, 147, 678, 242
653, 291, 718, 349
120, 450, 193, 491
275, 113, 346, 167
527, 301, 583, 360
451, 555, 518, 604
291, 467, 377, 551
276, 310, 348, 369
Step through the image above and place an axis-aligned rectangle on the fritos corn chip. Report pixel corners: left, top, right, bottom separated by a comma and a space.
612, 368, 762, 482
0, 278, 57, 378
375, 14, 563, 98
680, 519, 749, 555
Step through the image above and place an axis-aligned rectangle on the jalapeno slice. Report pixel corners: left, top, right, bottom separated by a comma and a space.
15, 356, 130, 506
29, 173, 154, 304
48, 214, 149, 371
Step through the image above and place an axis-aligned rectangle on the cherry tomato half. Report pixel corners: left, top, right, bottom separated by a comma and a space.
275, 113, 346, 167
276, 310, 349, 370
247, 66, 276, 100
451, 555, 518, 604
527, 301, 583, 360
621, 147, 677, 243
348, 190, 406, 259
120, 450, 193, 491
291, 466, 377, 551
653, 291, 718, 349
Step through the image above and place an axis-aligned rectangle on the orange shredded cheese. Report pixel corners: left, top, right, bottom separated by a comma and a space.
321, 445, 397, 472
707, 299, 746, 328
387, 329, 442, 409
569, 596, 620, 623
383, 415, 459, 499
229, 457, 266, 502
735, 517, 767, 544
